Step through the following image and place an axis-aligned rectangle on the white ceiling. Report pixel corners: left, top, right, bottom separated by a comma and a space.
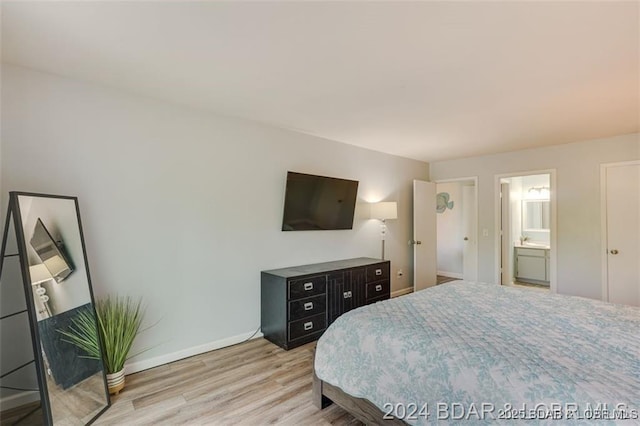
2, 1, 638, 162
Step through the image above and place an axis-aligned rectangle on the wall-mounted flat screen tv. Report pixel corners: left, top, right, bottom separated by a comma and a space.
30, 218, 74, 283
282, 172, 359, 231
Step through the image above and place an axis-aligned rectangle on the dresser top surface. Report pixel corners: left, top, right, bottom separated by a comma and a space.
262, 257, 387, 278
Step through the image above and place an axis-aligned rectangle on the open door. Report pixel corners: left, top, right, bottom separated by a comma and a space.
413, 180, 437, 291
500, 182, 511, 285
462, 185, 477, 281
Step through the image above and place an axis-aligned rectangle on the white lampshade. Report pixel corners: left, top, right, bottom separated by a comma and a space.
29, 264, 53, 285
370, 202, 398, 220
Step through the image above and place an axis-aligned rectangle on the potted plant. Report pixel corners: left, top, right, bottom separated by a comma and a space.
60, 296, 146, 395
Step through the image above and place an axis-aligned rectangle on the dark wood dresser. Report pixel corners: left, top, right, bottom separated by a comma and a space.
261, 257, 390, 350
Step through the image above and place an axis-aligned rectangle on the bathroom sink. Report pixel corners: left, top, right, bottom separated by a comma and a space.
522, 242, 549, 249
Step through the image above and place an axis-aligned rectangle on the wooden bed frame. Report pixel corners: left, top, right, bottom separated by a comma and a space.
312, 370, 406, 425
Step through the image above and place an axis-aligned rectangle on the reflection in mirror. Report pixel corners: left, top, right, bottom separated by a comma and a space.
0, 193, 110, 425
522, 200, 550, 231
30, 218, 75, 284
18, 196, 91, 319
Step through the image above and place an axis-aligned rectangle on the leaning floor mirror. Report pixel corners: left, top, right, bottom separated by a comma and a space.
0, 192, 110, 425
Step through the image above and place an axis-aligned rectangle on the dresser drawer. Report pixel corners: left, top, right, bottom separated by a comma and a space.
366, 280, 390, 300
288, 276, 326, 300
366, 264, 390, 282
289, 294, 326, 321
288, 314, 326, 341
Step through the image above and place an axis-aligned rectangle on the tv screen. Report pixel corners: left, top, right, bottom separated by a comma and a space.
282, 172, 359, 231
30, 218, 74, 283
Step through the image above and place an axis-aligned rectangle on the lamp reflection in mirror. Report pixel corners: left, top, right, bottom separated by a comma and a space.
30, 263, 54, 318
370, 202, 398, 260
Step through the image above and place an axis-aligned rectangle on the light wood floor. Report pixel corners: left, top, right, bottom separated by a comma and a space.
47, 371, 109, 424
436, 275, 459, 285
506, 281, 550, 292
93, 338, 360, 425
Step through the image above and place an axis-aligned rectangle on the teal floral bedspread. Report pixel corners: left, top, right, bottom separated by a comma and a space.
315, 282, 640, 424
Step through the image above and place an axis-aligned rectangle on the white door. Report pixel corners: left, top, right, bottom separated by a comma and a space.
462, 185, 477, 281
413, 180, 437, 291
500, 183, 511, 285
604, 162, 640, 306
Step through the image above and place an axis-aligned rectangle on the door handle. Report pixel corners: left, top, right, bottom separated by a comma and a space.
464, 237, 469, 241
415, 241, 422, 245
610, 249, 619, 255
408, 240, 422, 245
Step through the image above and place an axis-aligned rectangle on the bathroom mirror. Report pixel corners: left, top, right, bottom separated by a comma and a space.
0, 192, 109, 425
522, 199, 550, 231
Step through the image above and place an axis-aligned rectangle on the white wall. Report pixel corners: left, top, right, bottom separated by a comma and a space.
430, 133, 640, 299
436, 182, 463, 277
0, 65, 428, 384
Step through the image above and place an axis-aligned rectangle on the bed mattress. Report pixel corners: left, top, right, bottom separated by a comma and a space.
315, 281, 640, 424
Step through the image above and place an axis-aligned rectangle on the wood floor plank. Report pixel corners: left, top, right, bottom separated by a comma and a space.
98, 395, 186, 425
93, 338, 361, 425
92, 400, 135, 423
217, 374, 311, 421
182, 356, 291, 402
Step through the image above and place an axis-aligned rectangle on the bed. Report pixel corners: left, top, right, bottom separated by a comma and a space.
313, 281, 640, 424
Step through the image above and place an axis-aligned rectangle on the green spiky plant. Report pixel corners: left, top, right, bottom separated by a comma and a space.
60, 296, 146, 374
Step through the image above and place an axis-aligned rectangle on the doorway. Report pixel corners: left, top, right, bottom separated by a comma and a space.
434, 178, 478, 283
495, 170, 556, 293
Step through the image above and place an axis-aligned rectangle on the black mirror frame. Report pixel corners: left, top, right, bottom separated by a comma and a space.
0, 191, 110, 425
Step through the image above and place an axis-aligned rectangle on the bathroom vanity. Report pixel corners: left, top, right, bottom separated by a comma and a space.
514, 245, 550, 286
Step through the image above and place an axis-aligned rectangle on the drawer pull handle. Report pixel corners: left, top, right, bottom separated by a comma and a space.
375, 269, 382, 276
344, 291, 352, 299
304, 302, 313, 311
375, 284, 382, 292
303, 282, 313, 291
304, 322, 313, 331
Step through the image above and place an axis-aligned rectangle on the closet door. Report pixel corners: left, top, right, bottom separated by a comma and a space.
604, 162, 640, 306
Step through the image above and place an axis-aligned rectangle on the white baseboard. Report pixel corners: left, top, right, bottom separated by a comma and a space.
0, 390, 40, 412
391, 287, 413, 298
437, 271, 463, 279
124, 330, 263, 375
